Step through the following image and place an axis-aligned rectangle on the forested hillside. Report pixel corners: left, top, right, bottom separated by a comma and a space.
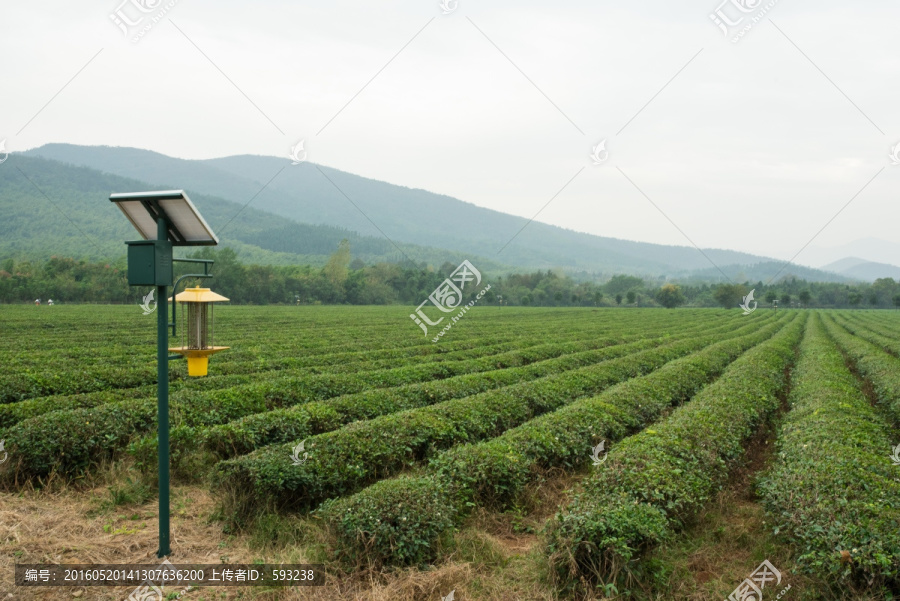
0, 155, 504, 270
25, 144, 851, 281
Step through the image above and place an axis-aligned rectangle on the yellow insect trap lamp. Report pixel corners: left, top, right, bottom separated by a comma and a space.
168, 287, 229, 376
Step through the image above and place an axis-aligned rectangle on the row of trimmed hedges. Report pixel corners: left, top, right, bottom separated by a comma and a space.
0, 341, 567, 477
0, 367, 431, 478
0, 329, 559, 410
0, 384, 156, 431
0, 336, 567, 432
822, 314, 900, 423
198, 312, 735, 459
141, 333, 681, 473
0, 366, 313, 431
758, 314, 900, 587
543, 313, 806, 590
849, 312, 900, 337
0, 364, 160, 405
836, 313, 900, 358
0, 313, 721, 478
0, 320, 543, 404
158, 315, 758, 474
434, 317, 791, 507
212, 316, 774, 518
318, 314, 794, 566
0, 309, 675, 403
200, 339, 654, 459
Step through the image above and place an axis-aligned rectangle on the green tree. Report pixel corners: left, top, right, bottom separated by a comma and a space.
188, 247, 246, 302
656, 283, 685, 308
893, 294, 900, 309
626, 291, 636, 305
324, 239, 351, 287
871, 278, 897, 306
765, 290, 778, 304
615, 294, 623, 305
781, 293, 791, 305
798, 290, 811, 306
605, 275, 644, 296
713, 283, 749, 309
849, 292, 862, 307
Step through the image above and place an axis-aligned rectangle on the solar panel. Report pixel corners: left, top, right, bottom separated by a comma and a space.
110, 190, 219, 246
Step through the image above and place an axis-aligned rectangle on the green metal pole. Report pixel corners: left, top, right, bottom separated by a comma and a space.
157, 217, 171, 558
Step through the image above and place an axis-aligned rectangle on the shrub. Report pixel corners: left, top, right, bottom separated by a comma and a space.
544, 314, 806, 590
203, 314, 760, 459
318, 475, 458, 567
759, 314, 900, 587
317, 314, 793, 566
4, 310, 737, 479
201, 336, 660, 459
822, 314, 900, 423
213, 316, 775, 519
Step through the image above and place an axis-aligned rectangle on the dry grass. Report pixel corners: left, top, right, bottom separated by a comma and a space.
3, 411, 888, 601
0, 460, 566, 601
0, 473, 262, 600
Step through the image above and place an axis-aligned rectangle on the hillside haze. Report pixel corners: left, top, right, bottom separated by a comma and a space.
12, 144, 857, 282
0, 154, 498, 270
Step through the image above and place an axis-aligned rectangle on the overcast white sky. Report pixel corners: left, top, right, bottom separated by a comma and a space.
2, 0, 899, 267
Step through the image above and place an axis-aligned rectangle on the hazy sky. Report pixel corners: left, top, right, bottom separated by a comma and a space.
2, 0, 899, 267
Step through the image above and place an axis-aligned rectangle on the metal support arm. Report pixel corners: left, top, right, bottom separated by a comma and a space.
170, 258, 214, 336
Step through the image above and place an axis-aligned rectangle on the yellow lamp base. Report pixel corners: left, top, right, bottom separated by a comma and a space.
168, 346, 229, 377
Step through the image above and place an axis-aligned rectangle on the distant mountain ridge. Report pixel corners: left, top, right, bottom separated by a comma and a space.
13, 143, 862, 283
0, 154, 503, 270
803, 238, 900, 268
821, 257, 900, 283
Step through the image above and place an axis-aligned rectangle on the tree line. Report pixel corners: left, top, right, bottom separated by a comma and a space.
3, 243, 900, 310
